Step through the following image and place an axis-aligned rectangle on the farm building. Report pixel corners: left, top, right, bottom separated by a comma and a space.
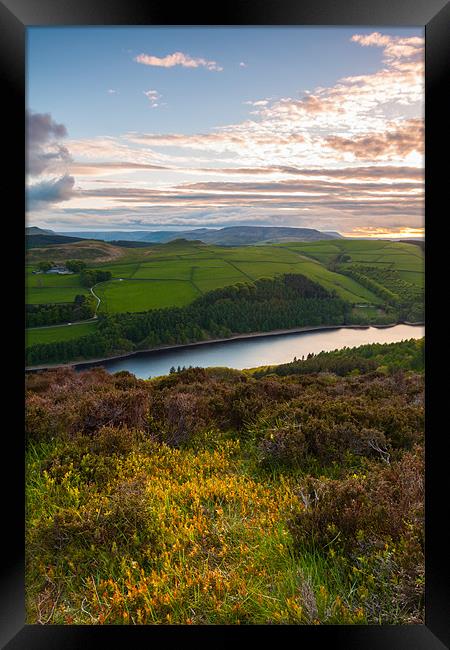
46, 266, 73, 275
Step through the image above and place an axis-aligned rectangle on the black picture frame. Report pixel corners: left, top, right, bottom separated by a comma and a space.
2, 0, 448, 647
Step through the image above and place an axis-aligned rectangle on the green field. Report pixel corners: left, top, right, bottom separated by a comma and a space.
26, 286, 91, 305
26, 271, 84, 288
280, 240, 424, 287
95, 279, 201, 313
25, 239, 424, 345
26, 321, 98, 346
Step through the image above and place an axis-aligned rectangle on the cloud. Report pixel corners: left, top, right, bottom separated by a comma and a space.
27, 175, 75, 209
143, 89, 162, 108
325, 119, 424, 159
126, 29, 423, 166
239, 62, 247, 68
27, 110, 71, 176
244, 99, 269, 107
68, 161, 170, 175
26, 112, 77, 211
33, 31, 424, 237
74, 169, 423, 229
194, 165, 423, 180
351, 33, 424, 67
27, 111, 67, 146
134, 51, 223, 71
107, 89, 118, 94
42, 199, 423, 237
126, 129, 305, 152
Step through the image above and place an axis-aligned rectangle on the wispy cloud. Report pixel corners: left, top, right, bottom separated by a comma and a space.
134, 51, 223, 71
351, 33, 424, 66
244, 99, 269, 107
68, 161, 170, 175
143, 89, 162, 108
325, 119, 424, 160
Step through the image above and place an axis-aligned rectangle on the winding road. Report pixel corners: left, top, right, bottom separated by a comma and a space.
27, 280, 111, 332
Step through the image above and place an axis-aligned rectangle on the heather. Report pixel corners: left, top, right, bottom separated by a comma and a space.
26, 340, 424, 625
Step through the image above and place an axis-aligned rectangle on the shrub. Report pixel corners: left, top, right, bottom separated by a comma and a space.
90, 425, 139, 456
288, 445, 424, 553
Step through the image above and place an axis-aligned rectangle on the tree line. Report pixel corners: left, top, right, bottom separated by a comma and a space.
26, 295, 95, 327
338, 264, 424, 320
253, 337, 424, 378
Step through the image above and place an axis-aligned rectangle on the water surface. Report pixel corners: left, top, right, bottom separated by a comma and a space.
81, 324, 424, 379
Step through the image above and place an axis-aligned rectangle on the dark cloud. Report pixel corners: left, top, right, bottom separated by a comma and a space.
27, 175, 75, 209
26, 111, 76, 210
27, 110, 72, 176
27, 111, 67, 146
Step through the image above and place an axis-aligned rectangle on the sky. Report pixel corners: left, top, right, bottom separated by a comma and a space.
26, 26, 424, 238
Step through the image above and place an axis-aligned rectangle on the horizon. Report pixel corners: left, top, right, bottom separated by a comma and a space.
27, 223, 425, 241
27, 26, 424, 239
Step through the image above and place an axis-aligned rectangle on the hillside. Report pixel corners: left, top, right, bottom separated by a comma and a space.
26, 239, 130, 263
26, 226, 55, 236
25, 239, 424, 362
25, 339, 424, 625
26, 233, 87, 249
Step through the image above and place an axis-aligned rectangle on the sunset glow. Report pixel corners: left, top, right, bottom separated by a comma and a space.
27, 27, 424, 237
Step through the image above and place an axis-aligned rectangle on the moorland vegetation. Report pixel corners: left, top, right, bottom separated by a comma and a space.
25, 338, 424, 625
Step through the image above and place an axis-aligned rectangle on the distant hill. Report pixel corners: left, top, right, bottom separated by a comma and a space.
109, 240, 159, 248
26, 239, 128, 263
147, 226, 341, 246
26, 226, 55, 236
56, 230, 155, 242
322, 231, 344, 239
58, 226, 342, 246
26, 226, 151, 250
26, 232, 86, 249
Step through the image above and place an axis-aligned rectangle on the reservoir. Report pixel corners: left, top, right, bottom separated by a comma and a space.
78, 323, 424, 379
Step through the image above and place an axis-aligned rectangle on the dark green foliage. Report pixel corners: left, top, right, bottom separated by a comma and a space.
37, 261, 52, 272
65, 259, 87, 273
254, 338, 424, 378
80, 269, 112, 287
339, 265, 424, 320
26, 295, 95, 327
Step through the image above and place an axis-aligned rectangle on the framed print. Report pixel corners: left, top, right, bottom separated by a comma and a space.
1, 0, 448, 647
